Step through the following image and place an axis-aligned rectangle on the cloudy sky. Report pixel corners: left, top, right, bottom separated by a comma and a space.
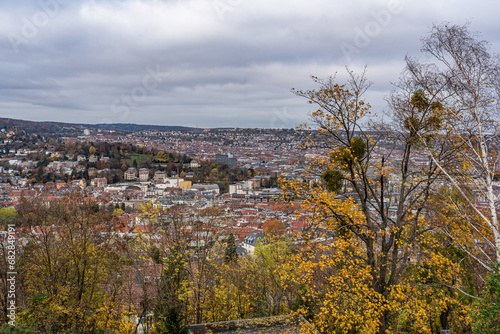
1, 0, 499, 128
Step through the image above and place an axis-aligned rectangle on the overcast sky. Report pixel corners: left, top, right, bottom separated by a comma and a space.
1, 0, 499, 128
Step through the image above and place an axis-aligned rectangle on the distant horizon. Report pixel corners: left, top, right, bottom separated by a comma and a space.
0, 116, 302, 130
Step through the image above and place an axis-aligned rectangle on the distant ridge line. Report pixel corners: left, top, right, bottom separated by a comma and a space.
0, 117, 306, 132
0, 117, 197, 133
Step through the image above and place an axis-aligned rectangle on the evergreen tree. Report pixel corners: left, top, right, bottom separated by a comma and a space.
224, 233, 238, 263
154, 308, 188, 334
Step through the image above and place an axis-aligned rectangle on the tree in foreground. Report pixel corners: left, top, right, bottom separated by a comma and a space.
472, 264, 500, 333
401, 23, 500, 332
14, 195, 134, 333
283, 66, 470, 333
404, 23, 500, 272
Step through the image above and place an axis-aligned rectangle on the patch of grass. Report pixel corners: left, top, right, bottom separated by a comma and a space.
123, 153, 152, 165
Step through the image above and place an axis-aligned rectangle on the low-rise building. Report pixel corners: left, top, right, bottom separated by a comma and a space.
89, 155, 98, 163
55, 180, 67, 189
124, 168, 137, 181
88, 167, 98, 178
91, 178, 107, 188
192, 183, 220, 195
242, 232, 265, 255
153, 170, 166, 183
180, 180, 192, 190
139, 168, 149, 182
71, 179, 86, 189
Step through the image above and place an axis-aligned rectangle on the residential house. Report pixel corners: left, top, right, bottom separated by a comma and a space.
91, 178, 107, 188
89, 155, 98, 163
71, 179, 86, 189
55, 180, 67, 189
242, 232, 265, 255
153, 170, 166, 183
88, 167, 98, 178
139, 168, 149, 182
124, 168, 137, 181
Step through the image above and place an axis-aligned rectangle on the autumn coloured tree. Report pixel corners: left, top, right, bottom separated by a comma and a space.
263, 219, 286, 237
0, 208, 18, 326
14, 195, 134, 333
283, 67, 469, 333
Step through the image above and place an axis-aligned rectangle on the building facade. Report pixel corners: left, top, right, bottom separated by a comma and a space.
215, 153, 237, 168
124, 168, 137, 181
139, 168, 149, 182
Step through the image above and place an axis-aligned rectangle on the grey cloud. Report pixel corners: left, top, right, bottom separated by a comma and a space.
0, 0, 500, 127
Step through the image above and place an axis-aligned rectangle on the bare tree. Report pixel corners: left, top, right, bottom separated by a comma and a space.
404, 23, 500, 270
